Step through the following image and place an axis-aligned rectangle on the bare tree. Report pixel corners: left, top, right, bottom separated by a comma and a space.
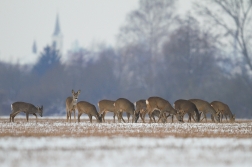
194, 0, 252, 73
116, 0, 177, 95
162, 15, 220, 99
118, 0, 177, 58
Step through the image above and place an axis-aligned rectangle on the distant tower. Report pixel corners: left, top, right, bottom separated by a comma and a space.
52, 14, 63, 54
32, 40, 37, 54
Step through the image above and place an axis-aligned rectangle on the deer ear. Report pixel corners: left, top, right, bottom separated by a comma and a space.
72, 89, 74, 93
78, 90, 81, 94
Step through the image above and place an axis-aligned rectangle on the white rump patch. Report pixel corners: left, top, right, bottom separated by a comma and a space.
146, 100, 149, 105
11, 104, 13, 111
113, 103, 115, 107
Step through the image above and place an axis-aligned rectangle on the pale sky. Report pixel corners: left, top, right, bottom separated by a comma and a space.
0, 0, 191, 65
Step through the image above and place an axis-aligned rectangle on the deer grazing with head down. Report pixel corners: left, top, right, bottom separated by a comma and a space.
114, 98, 137, 123
135, 99, 167, 123
10, 102, 43, 122
66, 89, 81, 123
134, 99, 148, 123
174, 99, 201, 123
77, 101, 102, 123
146, 97, 182, 123
210, 101, 235, 123
189, 99, 220, 122
98, 99, 126, 123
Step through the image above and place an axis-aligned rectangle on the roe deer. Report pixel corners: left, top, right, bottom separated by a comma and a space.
77, 101, 102, 123
66, 89, 81, 123
210, 101, 235, 123
98, 99, 126, 123
135, 99, 166, 123
189, 99, 220, 122
10, 102, 43, 122
151, 110, 169, 123
174, 99, 201, 122
135, 100, 147, 123
114, 98, 136, 123
146, 97, 182, 123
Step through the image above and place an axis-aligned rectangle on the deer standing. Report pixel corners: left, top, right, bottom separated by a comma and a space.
98, 99, 126, 123
174, 99, 201, 122
66, 89, 81, 123
189, 99, 220, 122
146, 97, 182, 123
114, 98, 136, 123
10, 102, 43, 122
210, 101, 235, 123
77, 101, 102, 123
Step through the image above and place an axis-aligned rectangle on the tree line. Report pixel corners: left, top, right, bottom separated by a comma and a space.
0, 0, 251, 118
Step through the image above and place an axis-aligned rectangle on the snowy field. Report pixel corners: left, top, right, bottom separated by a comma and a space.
0, 117, 252, 167
0, 137, 252, 167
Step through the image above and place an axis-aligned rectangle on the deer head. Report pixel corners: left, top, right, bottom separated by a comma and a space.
37, 105, 43, 117
72, 89, 81, 105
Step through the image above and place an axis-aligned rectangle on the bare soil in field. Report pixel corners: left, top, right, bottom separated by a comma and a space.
0, 117, 251, 138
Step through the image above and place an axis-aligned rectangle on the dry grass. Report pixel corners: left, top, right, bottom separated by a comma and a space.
0, 117, 252, 138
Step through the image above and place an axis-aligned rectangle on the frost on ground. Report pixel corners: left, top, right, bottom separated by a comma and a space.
0, 137, 252, 167
0, 117, 252, 138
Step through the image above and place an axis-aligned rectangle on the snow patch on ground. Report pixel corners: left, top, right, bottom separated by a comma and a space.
0, 137, 251, 167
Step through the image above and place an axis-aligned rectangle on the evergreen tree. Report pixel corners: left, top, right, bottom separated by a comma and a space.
33, 45, 61, 75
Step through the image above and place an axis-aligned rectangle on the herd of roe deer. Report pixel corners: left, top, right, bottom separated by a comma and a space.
9, 89, 235, 123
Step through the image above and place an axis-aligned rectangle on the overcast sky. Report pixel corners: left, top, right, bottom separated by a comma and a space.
0, 0, 191, 65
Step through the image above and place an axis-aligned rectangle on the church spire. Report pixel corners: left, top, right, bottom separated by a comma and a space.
52, 13, 63, 53
53, 14, 61, 36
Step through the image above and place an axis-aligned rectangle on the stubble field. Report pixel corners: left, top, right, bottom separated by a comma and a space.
0, 116, 252, 167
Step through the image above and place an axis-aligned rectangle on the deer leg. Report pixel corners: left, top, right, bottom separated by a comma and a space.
102, 111, 107, 123
113, 113, 116, 123
203, 112, 207, 122
11, 111, 20, 122
33, 113, 37, 123
10, 112, 15, 122
77, 113, 82, 123
211, 114, 215, 122
225, 115, 228, 122
141, 113, 145, 123
148, 112, 153, 123
88, 114, 92, 123
66, 111, 69, 122
191, 114, 196, 122
157, 110, 165, 123
220, 114, 223, 122
126, 112, 130, 123
121, 113, 126, 123
26, 113, 29, 122
66, 108, 69, 122
200, 112, 204, 122
69, 110, 72, 123
118, 112, 126, 123
74, 109, 76, 123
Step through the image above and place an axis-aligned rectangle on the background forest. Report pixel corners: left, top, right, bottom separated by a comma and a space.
0, 0, 252, 118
